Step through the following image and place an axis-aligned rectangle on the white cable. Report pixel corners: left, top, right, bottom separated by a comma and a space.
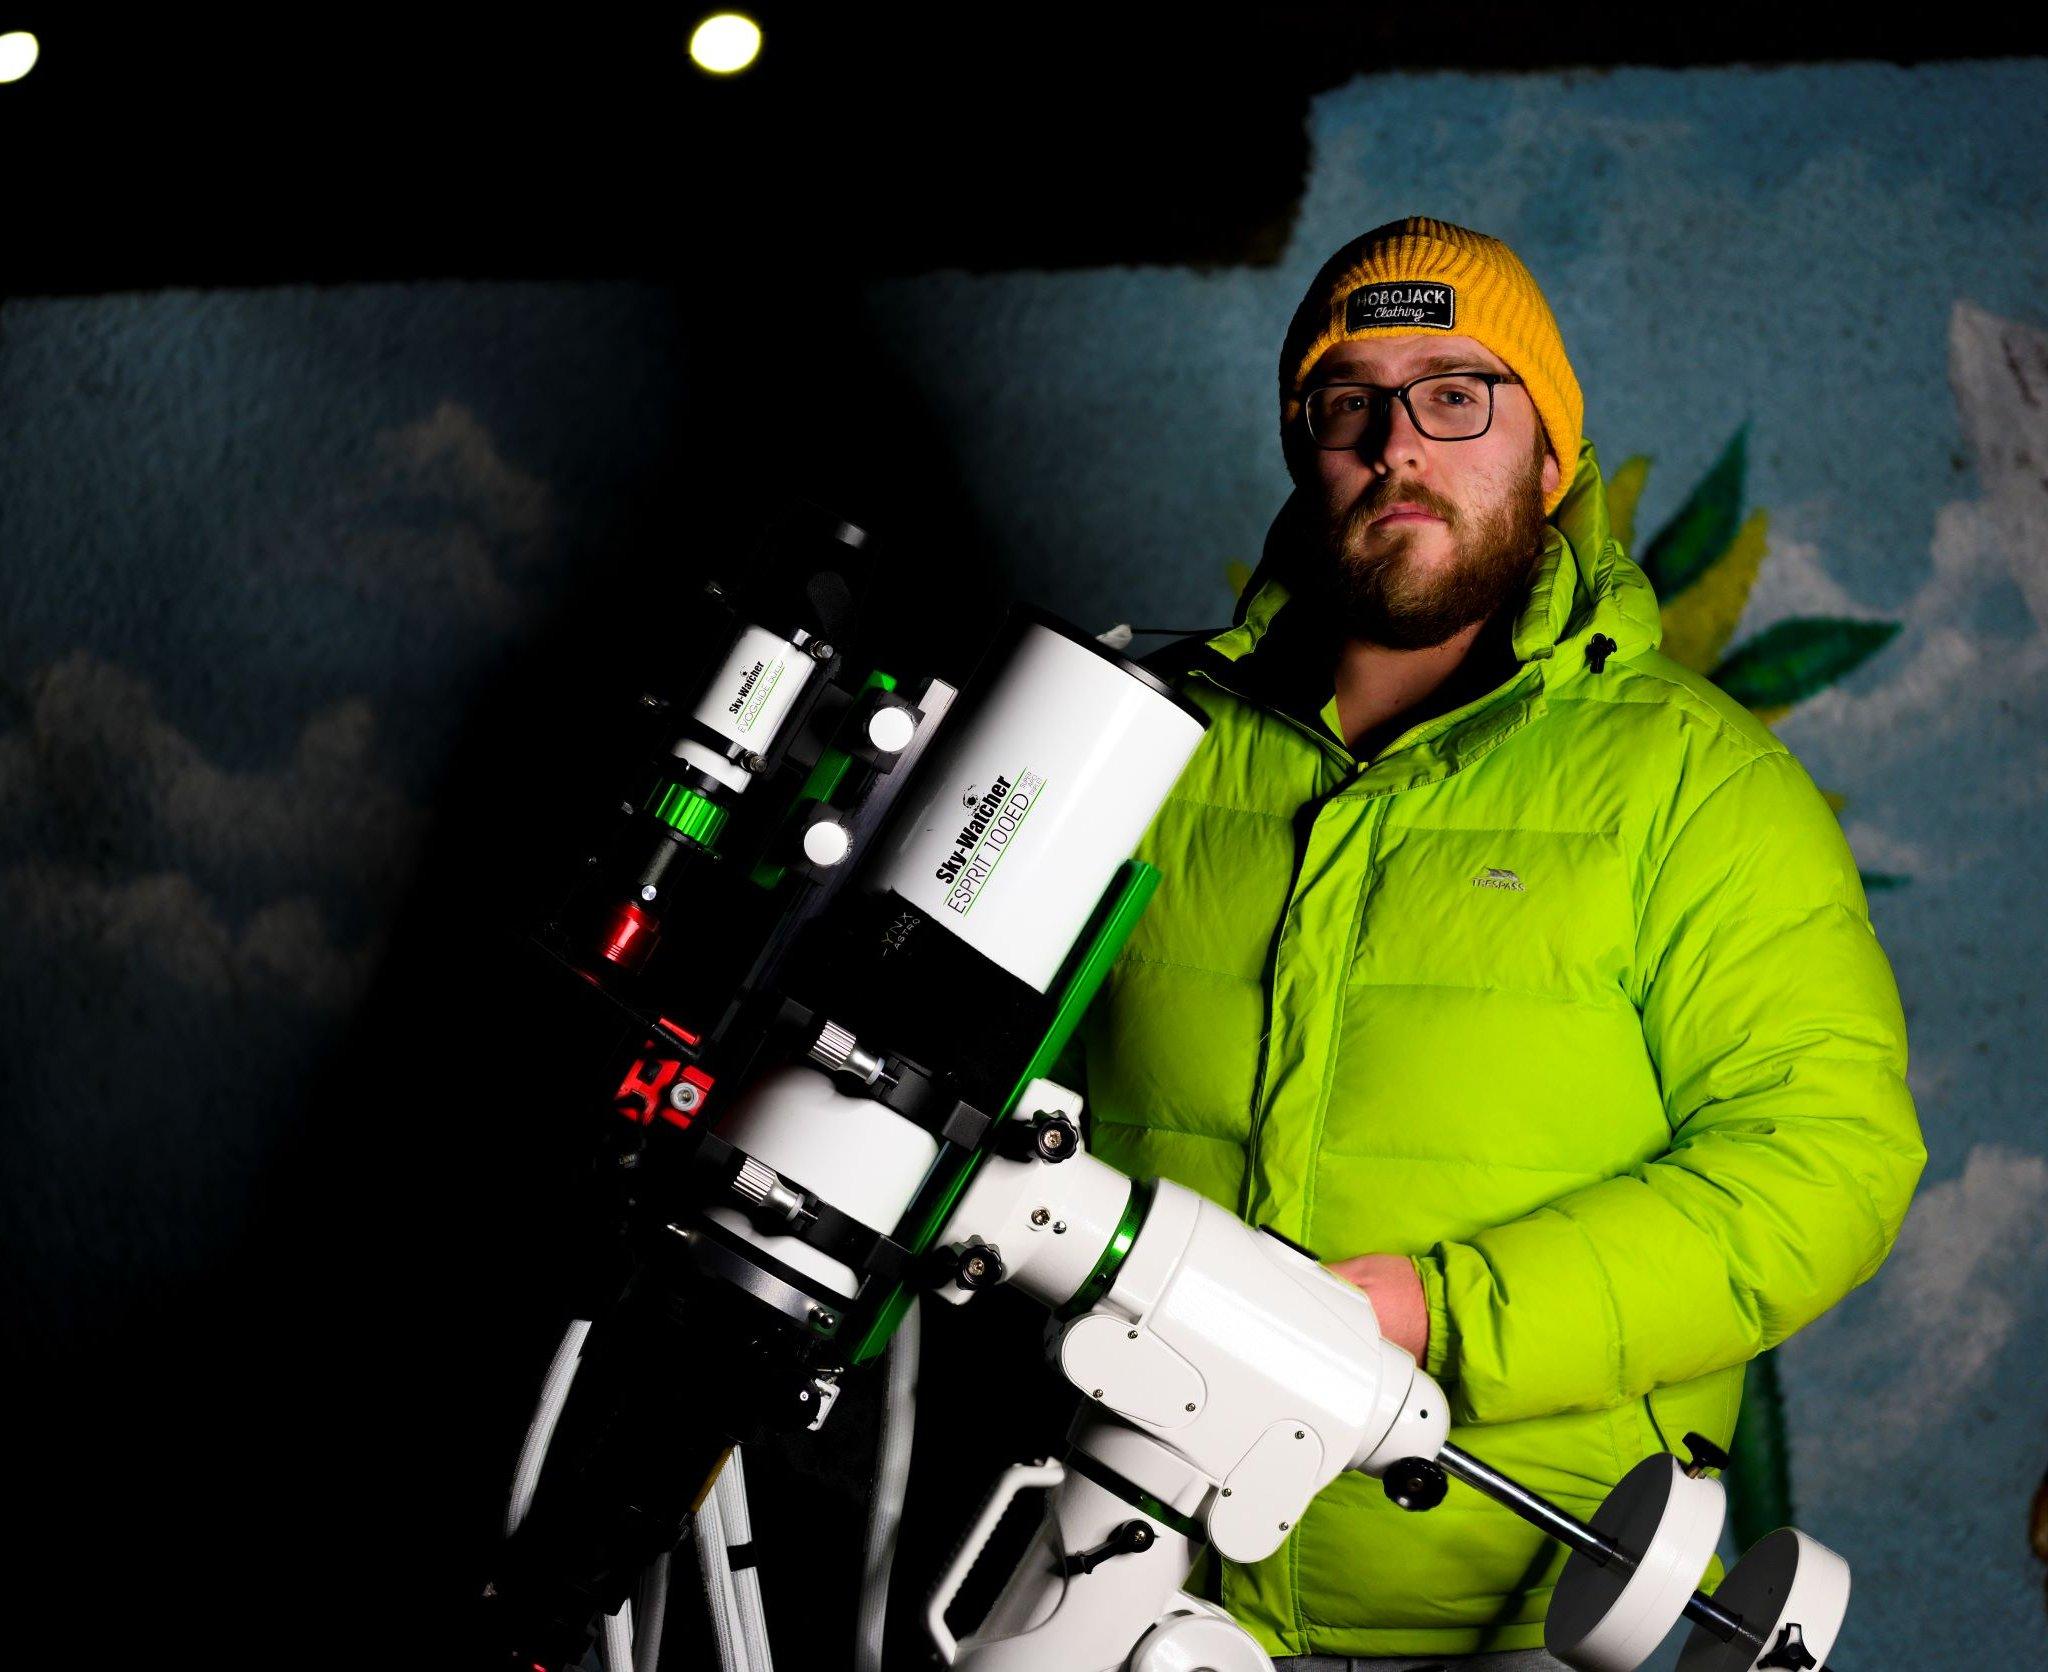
507, 1317, 593, 1538
695, 1459, 751, 1672
718, 1446, 775, 1671
856, 1297, 921, 1672
601, 1596, 634, 1672
633, 1550, 672, 1672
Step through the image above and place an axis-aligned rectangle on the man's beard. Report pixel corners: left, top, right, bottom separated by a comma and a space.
1306, 450, 1549, 651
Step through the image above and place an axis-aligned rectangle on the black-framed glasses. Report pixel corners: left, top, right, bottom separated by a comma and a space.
1302, 370, 1522, 449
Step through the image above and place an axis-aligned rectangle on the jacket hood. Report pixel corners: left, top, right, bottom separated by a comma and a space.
1210, 437, 1663, 690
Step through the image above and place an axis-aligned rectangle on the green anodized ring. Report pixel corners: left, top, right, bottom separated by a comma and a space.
1057, 1177, 1155, 1320
1063, 1447, 1204, 1542
648, 782, 728, 848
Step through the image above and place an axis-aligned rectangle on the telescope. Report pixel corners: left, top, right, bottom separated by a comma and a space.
476, 507, 1851, 1672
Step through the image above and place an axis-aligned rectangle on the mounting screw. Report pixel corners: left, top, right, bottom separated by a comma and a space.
807, 639, 835, 661
1031, 1112, 1080, 1163
1278, 1520, 1290, 1531
1127, 1329, 1139, 1339
1030, 1207, 1051, 1227
1052, 1221, 1068, 1234
1184, 1401, 1196, 1412
742, 751, 769, 774
640, 884, 658, 901
1220, 1488, 1233, 1498
1381, 1457, 1449, 1513
956, 1244, 1006, 1291
668, 1081, 702, 1113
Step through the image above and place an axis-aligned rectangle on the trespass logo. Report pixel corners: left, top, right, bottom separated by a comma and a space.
934, 769, 1047, 914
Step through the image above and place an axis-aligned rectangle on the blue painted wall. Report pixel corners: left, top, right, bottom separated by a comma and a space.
2, 57, 2041, 1667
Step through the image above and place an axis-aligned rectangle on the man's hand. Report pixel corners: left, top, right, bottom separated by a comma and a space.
1327, 1254, 1429, 1363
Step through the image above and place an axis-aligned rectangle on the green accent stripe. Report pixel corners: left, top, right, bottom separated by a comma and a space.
903, 862, 1161, 1265
1065, 1447, 1204, 1542
848, 859, 1162, 1365
1013, 861, 1160, 1097
1057, 1177, 1153, 1319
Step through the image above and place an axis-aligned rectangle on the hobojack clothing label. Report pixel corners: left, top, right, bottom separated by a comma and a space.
1345, 281, 1455, 332
934, 769, 1047, 916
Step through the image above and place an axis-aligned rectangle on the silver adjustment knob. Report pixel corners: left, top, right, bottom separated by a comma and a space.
809, 1020, 886, 1085
733, 1156, 778, 1207
732, 1155, 808, 1226
866, 704, 917, 753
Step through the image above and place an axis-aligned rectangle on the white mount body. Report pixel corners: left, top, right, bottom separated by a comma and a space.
927, 1080, 1448, 1670
924, 1085, 1853, 1672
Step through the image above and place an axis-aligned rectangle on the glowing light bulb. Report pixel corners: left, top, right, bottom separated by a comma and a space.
0, 31, 40, 84
689, 13, 762, 75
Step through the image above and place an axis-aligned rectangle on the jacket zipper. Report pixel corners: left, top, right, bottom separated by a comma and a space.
1182, 662, 1353, 1226
1181, 657, 1543, 1227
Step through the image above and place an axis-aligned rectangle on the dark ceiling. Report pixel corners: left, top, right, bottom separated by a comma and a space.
1, 7, 2042, 294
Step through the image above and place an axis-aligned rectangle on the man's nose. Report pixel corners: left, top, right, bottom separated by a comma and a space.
1357, 392, 1428, 475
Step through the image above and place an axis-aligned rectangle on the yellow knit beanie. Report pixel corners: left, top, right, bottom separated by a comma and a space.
1279, 217, 1583, 517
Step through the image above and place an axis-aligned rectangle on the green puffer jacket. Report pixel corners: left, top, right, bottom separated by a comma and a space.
1071, 439, 1926, 1659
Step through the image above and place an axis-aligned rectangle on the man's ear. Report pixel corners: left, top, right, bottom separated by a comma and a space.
1541, 447, 1561, 502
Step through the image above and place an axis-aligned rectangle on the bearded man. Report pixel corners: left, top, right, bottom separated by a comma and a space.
1070, 217, 1926, 1669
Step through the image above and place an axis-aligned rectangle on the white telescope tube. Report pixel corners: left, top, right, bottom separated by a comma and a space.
874, 618, 1205, 992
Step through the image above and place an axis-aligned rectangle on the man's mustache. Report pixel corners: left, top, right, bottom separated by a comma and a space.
1347, 482, 1458, 530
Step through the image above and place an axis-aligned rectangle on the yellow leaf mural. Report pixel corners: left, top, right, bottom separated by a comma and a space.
1659, 508, 1770, 674
1607, 454, 1652, 552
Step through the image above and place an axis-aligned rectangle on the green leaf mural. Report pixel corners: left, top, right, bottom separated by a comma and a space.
1728, 1351, 1796, 1551
1638, 424, 1750, 600
1709, 617, 1903, 712
1627, 430, 1907, 897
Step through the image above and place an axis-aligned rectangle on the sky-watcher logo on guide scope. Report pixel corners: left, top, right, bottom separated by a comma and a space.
726, 656, 783, 733
1345, 281, 1456, 332
934, 769, 1048, 916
